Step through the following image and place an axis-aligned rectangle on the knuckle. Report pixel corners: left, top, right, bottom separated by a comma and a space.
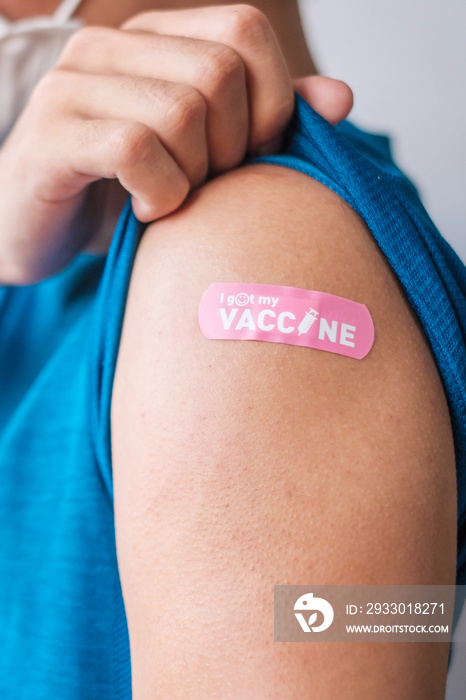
112, 122, 155, 169
222, 4, 272, 46
58, 25, 116, 65
33, 69, 61, 98
30, 69, 66, 111
164, 88, 206, 135
195, 45, 244, 96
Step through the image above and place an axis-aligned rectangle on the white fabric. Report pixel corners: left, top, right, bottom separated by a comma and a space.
53, 0, 86, 23
0, 0, 85, 142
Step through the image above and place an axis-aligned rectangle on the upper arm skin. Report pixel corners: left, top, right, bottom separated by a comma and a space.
111, 164, 457, 700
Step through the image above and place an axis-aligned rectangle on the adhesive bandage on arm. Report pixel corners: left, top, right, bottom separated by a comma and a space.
198, 283, 374, 360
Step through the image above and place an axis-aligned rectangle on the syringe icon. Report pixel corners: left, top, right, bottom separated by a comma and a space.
298, 308, 319, 335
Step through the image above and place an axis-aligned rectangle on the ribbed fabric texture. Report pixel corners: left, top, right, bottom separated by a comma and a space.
0, 94, 464, 697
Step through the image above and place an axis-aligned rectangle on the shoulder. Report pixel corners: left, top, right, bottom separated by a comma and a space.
121, 161, 399, 316
115, 160, 446, 398
110, 163, 456, 697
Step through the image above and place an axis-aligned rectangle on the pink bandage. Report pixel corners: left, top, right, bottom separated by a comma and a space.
198, 283, 374, 360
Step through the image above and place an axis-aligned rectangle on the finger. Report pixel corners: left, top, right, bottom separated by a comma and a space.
58, 27, 249, 173
122, 5, 294, 152
42, 118, 190, 222
293, 76, 354, 126
47, 69, 208, 187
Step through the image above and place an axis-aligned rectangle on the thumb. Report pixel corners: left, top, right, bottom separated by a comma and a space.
292, 75, 354, 125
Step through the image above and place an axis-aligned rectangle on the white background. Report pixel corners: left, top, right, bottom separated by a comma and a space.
299, 0, 465, 263
298, 1, 466, 695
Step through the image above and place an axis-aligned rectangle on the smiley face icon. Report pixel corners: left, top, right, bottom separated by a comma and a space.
235, 293, 250, 306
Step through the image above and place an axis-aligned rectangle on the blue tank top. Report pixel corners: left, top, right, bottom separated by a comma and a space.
1, 94, 465, 698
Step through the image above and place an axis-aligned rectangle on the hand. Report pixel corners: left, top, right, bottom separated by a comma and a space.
0, 4, 353, 284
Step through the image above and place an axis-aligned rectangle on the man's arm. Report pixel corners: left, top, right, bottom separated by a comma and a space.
111, 164, 457, 699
